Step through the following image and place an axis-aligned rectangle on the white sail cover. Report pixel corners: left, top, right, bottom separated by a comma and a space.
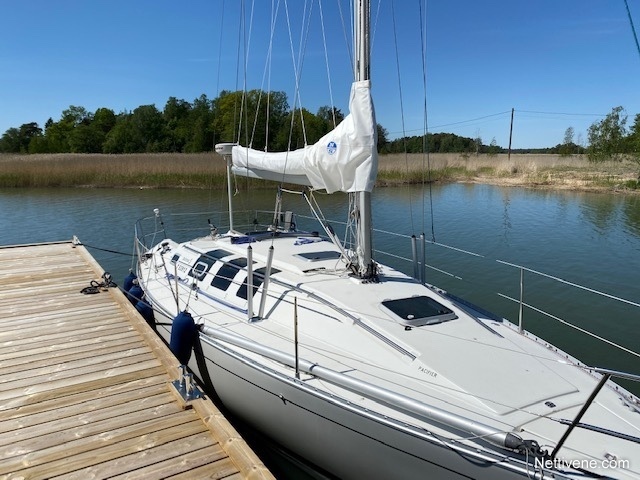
231, 80, 378, 193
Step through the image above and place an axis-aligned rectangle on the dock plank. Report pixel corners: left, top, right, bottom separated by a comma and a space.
47, 431, 220, 479
0, 241, 274, 480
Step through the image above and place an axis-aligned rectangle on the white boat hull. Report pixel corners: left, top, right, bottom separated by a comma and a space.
153, 318, 566, 480
134, 224, 639, 480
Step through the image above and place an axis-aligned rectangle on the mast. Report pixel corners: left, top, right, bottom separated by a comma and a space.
354, 0, 376, 279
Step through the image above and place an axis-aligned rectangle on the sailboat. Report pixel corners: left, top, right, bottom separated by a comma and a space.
134, 1, 640, 478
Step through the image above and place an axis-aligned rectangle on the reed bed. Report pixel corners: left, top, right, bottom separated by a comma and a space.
378, 153, 639, 191
1, 152, 638, 192
0, 153, 228, 188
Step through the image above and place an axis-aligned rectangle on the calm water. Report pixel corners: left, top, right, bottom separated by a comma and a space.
1, 184, 639, 468
1, 183, 638, 378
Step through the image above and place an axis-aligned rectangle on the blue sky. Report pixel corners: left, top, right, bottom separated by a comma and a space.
1, 0, 639, 149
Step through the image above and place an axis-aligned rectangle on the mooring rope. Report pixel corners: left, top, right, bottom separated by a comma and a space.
80, 272, 117, 294
79, 242, 134, 257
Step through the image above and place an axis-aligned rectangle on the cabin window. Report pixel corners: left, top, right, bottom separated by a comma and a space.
236, 267, 281, 299
210, 258, 252, 291
188, 249, 231, 281
211, 264, 238, 290
170, 254, 180, 264
382, 296, 457, 327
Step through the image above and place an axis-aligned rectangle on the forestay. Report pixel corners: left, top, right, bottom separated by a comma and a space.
231, 80, 378, 193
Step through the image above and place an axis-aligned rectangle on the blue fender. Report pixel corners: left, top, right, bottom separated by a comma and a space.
135, 299, 155, 327
123, 271, 137, 292
170, 311, 197, 365
127, 285, 143, 305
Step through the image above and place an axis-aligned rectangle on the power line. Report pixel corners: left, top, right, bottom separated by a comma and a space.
387, 108, 607, 139
429, 111, 512, 130
517, 109, 606, 118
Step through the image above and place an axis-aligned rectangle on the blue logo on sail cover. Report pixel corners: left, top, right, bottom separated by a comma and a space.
326, 141, 337, 155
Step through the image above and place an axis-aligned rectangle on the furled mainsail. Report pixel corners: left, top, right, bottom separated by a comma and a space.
232, 80, 378, 193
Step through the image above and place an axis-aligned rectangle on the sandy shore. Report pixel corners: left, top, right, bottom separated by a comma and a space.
377, 153, 640, 194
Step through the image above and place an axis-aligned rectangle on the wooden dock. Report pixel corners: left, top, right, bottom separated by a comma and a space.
0, 241, 274, 480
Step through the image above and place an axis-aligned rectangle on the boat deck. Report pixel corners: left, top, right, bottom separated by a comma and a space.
0, 241, 273, 479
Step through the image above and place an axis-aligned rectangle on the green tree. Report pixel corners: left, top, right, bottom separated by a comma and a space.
488, 137, 499, 156
558, 127, 577, 157
0, 123, 45, 153
103, 113, 136, 153
0, 128, 22, 152
376, 124, 388, 152
62, 105, 92, 126
274, 108, 326, 151
627, 113, 640, 172
213, 90, 288, 151
93, 108, 117, 134
0, 123, 43, 153
317, 106, 345, 132
474, 134, 482, 155
186, 94, 214, 152
163, 97, 192, 152
69, 124, 104, 153
627, 114, 640, 152
131, 105, 166, 152
587, 106, 628, 162
42, 106, 91, 153
43, 121, 70, 152
564, 126, 575, 146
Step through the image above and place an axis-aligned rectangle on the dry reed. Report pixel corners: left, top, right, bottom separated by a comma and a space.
378, 153, 639, 191
1, 152, 638, 192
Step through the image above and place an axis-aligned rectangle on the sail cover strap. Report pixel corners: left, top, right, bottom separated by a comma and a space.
232, 80, 378, 193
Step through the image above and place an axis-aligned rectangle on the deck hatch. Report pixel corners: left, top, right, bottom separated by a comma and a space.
204, 249, 234, 261
294, 251, 341, 262
382, 295, 458, 327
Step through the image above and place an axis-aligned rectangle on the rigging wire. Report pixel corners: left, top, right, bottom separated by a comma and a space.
297, 0, 316, 144
336, 0, 354, 77
390, 0, 415, 235
318, 0, 337, 128
624, 0, 640, 60
231, 1, 245, 145
283, 0, 312, 149
418, 0, 435, 243
212, 0, 226, 150
250, 0, 281, 149
242, 0, 256, 149
282, 0, 302, 155
370, 0, 382, 51
265, 0, 278, 151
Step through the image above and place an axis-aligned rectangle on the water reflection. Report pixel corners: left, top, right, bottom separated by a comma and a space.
622, 194, 640, 239
579, 193, 620, 235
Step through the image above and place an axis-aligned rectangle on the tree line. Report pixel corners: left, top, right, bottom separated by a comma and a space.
0, 88, 500, 155
0, 91, 391, 155
1, 94, 638, 165
384, 106, 640, 164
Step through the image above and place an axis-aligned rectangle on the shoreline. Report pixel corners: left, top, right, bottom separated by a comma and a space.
1, 152, 638, 194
